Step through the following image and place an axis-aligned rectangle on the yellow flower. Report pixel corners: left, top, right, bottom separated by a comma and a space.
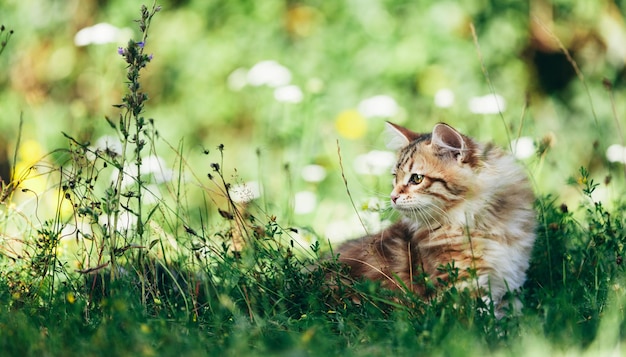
12, 140, 47, 194
140, 323, 151, 334
335, 110, 367, 139
18, 140, 45, 167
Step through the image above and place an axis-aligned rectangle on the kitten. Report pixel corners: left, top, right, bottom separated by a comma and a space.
334, 122, 536, 315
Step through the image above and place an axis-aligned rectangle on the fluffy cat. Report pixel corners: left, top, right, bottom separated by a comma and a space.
334, 122, 536, 314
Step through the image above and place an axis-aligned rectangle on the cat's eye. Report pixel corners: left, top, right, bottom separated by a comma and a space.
409, 173, 424, 185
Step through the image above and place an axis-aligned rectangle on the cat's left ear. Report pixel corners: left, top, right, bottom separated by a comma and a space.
431, 123, 471, 162
385, 122, 420, 150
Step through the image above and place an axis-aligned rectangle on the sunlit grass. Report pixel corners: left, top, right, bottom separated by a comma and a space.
0, 2, 626, 356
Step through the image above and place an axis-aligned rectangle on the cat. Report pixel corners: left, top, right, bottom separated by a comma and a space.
334, 122, 536, 315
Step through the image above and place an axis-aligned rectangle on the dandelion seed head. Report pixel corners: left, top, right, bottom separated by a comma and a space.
229, 181, 261, 203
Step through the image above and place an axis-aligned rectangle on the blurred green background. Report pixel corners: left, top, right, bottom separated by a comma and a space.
1, 0, 625, 240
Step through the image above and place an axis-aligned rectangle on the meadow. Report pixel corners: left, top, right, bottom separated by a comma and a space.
1, 1, 626, 356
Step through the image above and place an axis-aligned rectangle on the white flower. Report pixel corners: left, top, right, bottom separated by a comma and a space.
357, 95, 399, 118
434, 88, 455, 108
74, 23, 131, 46
109, 155, 173, 189
468, 94, 506, 114
99, 211, 137, 231
229, 181, 262, 203
294, 191, 317, 214
301, 164, 326, 183
93, 135, 123, 157
354, 150, 396, 175
324, 219, 356, 243
247, 60, 292, 87
274, 85, 303, 103
141, 155, 173, 184
511, 137, 535, 159
606, 144, 626, 164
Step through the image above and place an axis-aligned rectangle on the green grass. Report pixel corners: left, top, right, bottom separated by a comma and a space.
1, 2, 626, 356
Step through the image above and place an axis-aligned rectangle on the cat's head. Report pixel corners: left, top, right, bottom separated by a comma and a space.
385, 122, 480, 226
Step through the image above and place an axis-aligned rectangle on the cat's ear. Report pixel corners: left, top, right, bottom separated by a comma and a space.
431, 123, 470, 161
385, 122, 420, 150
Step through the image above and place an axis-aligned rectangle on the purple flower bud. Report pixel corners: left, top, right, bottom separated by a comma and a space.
137, 41, 145, 48
117, 47, 124, 55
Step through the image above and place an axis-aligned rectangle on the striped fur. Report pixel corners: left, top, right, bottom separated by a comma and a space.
336, 122, 536, 314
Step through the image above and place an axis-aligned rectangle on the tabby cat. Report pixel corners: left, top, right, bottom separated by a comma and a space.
335, 122, 536, 314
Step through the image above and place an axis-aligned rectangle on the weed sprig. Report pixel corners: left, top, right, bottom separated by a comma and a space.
0, 24, 13, 57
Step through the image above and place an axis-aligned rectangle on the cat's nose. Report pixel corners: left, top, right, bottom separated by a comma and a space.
391, 194, 399, 203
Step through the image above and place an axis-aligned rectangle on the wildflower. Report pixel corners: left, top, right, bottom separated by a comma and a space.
434, 88, 455, 108
353, 150, 396, 175
74, 23, 131, 46
468, 94, 506, 114
301, 164, 326, 183
606, 144, 626, 164
357, 95, 399, 118
140, 155, 172, 184
140, 324, 151, 334
229, 181, 262, 203
274, 85, 303, 103
335, 110, 367, 139
91, 135, 123, 160
247, 60, 292, 87
286, 5, 322, 37
511, 137, 535, 159
294, 191, 317, 214
117, 47, 124, 55
99, 211, 137, 231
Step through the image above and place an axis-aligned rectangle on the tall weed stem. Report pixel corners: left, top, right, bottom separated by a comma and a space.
110, 2, 161, 281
